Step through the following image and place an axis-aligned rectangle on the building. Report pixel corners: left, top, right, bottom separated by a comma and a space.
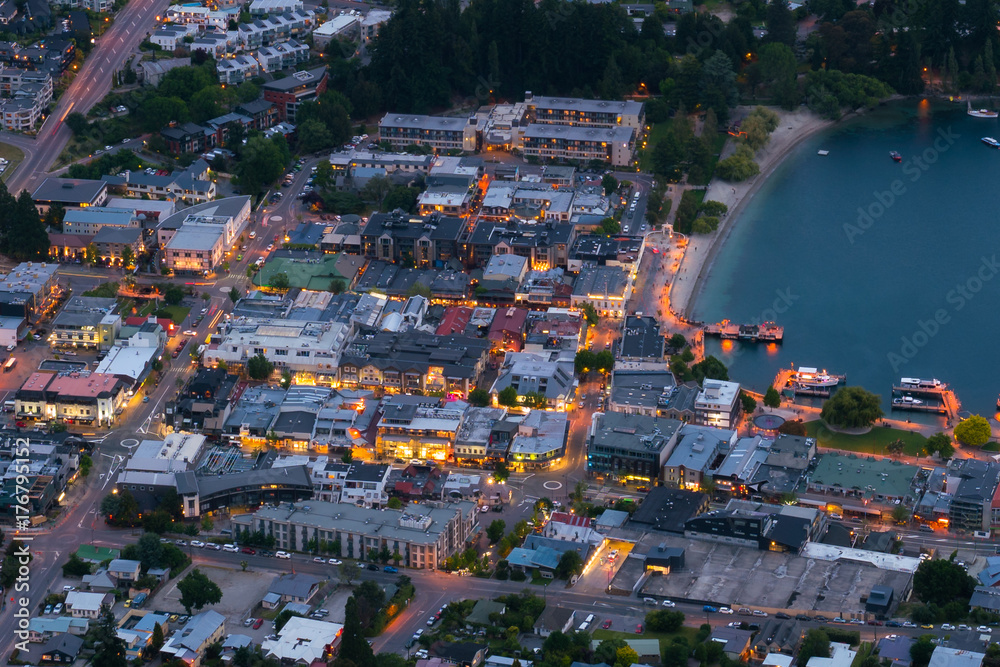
947, 459, 1000, 532
926, 647, 984, 667
261, 617, 343, 665
160, 197, 251, 274
62, 207, 140, 236
608, 363, 675, 417
629, 486, 710, 534
64, 591, 114, 618
31, 178, 107, 213
310, 461, 391, 507
49, 296, 119, 350
487, 307, 528, 352
262, 66, 327, 122
508, 410, 568, 470
203, 318, 349, 383
694, 379, 742, 429
360, 8, 391, 42
311, 14, 359, 48
378, 113, 476, 152
92, 227, 143, 266
534, 607, 575, 637
0, 261, 59, 320
586, 412, 683, 484
453, 407, 508, 466
663, 424, 737, 490
525, 93, 646, 130
360, 210, 464, 267
338, 331, 489, 398
571, 265, 629, 317
268, 573, 321, 604
876, 635, 914, 667
806, 453, 919, 505
27, 617, 89, 643
40, 633, 84, 663
376, 397, 464, 462
521, 124, 636, 168
708, 627, 753, 662
469, 220, 576, 271
620, 316, 664, 360
15, 371, 126, 426
160, 610, 226, 667
489, 351, 576, 410
866, 584, 895, 616
234, 499, 477, 569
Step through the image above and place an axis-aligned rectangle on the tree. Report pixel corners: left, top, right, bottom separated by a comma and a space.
820, 386, 884, 429
668, 333, 687, 349
892, 505, 910, 524
555, 550, 583, 579
228, 287, 241, 303
575, 350, 597, 375
954, 415, 991, 447
297, 118, 335, 154
778, 420, 807, 436
280, 369, 293, 390
340, 561, 361, 586
149, 622, 165, 656
764, 386, 782, 409
101, 489, 140, 526
797, 629, 831, 666
498, 386, 519, 407
387, 497, 403, 509
234, 135, 288, 195
269, 272, 290, 290
178, 568, 223, 614
691, 355, 729, 383
62, 553, 92, 577
468, 388, 491, 406
84, 243, 99, 266
765, 0, 797, 46
645, 610, 685, 632
602, 174, 618, 196
594, 639, 629, 666
614, 647, 639, 667
92, 606, 128, 667
487, 520, 507, 544
740, 391, 757, 414
913, 559, 977, 607
246, 353, 274, 380
330, 279, 347, 294
164, 285, 185, 305
361, 175, 393, 206
581, 303, 599, 326
594, 350, 615, 374
340, 597, 376, 667
599, 217, 621, 236
887, 439, 906, 457
910, 635, 936, 667
494, 461, 510, 483
925, 432, 955, 459
65, 112, 89, 136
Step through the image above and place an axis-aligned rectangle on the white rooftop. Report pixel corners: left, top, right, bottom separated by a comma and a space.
800, 543, 922, 573
261, 615, 343, 663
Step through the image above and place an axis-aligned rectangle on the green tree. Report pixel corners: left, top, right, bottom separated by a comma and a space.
498, 386, 519, 407
177, 568, 223, 614
340, 561, 361, 585
235, 135, 288, 195
691, 355, 729, 382
925, 432, 955, 459
280, 369, 292, 389
555, 550, 583, 579
797, 629, 831, 666
910, 635, 936, 667
493, 461, 510, 483
65, 112, 89, 136
764, 385, 781, 408
228, 287, 241, 303
599, 217, 621, 236
387, 497, 403, 509
892, 505, 910, 524
149, 622, 165, 656
887, 439, 906, 457
340, 596, 376, 667
594, 350, 615, 374
269, 272, 290, 290
954, 415, 991, 446
468, 387, 491, 406
820, 386, 884, 429
83, 243, 99, 265
740, 391, 757, 414
575, 350, 597, 375
62, 553, 92, 578
913, 559, 976, 607
487, 519, 507, 544
601, 174, 618, 196
329, 279, 346, 294
100, 489, 140, 526
92, 606, 128, 667
614, 646, 640, 667
644, 610, 685, 632
593, 639, 629, 666
246, 353, 274, 380
668, 333, 687, 349
765, 0, 797, 46
297, 118, 335, 154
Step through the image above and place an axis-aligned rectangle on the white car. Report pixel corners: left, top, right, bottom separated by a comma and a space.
183, 330, 196, 336
267, 244, 274, 251
275, 551, 291, 559
328, 558, 342, 565
206, 543, 221, 551
941, 624, 956, 631
313, 557, 325, 563
222, 544, 239, 552
5, 344, 12, 351
979, 626, 992, 633
719, 607, 734, 615
190, 540, 205, 548
105, 145, 112, 151
661, 600, 676, 608
249, 231, 257, 239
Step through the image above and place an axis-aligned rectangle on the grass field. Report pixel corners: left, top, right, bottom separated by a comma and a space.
592, 626, 700, 651
159, 305, 191, 325
804, 421, 928, 456
0, 143, 24, 182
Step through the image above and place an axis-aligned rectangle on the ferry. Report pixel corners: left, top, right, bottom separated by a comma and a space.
900, 378, 944, 390
968, 101, 999, 118
893, 396, 923, 406
982, 137, 1000, 148
795, 367, 840, 388
890, 151, 902, 162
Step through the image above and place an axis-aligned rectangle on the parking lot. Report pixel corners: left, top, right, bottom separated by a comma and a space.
636, 534, 912, 614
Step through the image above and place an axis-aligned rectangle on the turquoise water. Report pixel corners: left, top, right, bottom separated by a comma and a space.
693, 100, 1000, 420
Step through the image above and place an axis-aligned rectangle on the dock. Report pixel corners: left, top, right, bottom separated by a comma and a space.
772, 366, 846, 399
704, 320, 783, 342
891, 384, 961, 420
890, 400, 948, 415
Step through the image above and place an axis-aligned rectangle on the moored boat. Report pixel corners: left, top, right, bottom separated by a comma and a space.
795, 366, 841, 388
969, 101, 999, 118
982, 137, 1000, 148
890, 151, 902, 162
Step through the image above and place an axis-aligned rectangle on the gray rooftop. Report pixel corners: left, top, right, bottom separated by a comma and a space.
31, 177, 106, 203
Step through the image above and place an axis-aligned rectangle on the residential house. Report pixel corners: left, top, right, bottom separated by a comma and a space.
268, 573, 321, 604
40, 633, 84, 663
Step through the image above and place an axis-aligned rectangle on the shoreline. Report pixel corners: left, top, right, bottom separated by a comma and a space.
670, 108, 837, 320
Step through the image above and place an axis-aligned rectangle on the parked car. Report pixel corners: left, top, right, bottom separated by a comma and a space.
44, 604, 53, 614
328, 558, 342, 565
753, 610, 768, 617
275, 551, 291, 559
244, 618, 256, 627
427, 617, 436, 627
367, 563, 379, 571
719, 607, 734, 615
253, 618, 264, 630
313, 557, 326, 563
190, 540, 205, 548
384, 566, 398, 573
53, 603, 63, 614
661, 600, 676, 608
775, 613, 791, 619
175, 540, 187, 546
241, 547, 256, 555
703, 605, 718, 613
634, 624, 643, 634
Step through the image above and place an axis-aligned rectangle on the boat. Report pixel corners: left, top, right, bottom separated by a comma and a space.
890, 151, 902, 162
900, 378, 944, 390
795, 367, 840, 388
968, 101, 999, 118
817, 149, 830, 156
982, 137, 1000, 148
996, 393, 1000, 410
893, 396, 924, 406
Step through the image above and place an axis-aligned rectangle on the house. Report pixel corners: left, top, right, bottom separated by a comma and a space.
806, 643, 857, 667
268, 572, 321, 604
261, 616, 343, 665
431, 642, 488, 667
262, 66, 327, 122
926, 647, 984, 667
64, 591, 114, 618
589, 640, 659, 664
877, 635, 915, 667
533, 606, 575, 637
708, 627, 753, 662
160, 610, 226, 667
465, 599, 505, 626
40, 633, 84, 663
749, 620, 802, 661
107, 559, 141, 586
28, 617, 89, 643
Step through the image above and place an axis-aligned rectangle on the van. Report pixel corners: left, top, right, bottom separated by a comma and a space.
642, 598, 657, 606
585, 614, 595, 624
975, 530, 992, 539
578, 621, 590, 631
222, 543, 239, 552
2, 400, 13, 412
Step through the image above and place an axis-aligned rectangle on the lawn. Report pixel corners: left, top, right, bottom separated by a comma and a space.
592, 626, 700, 651
804, 421, 928, 457
0, 143, 24, 183
159, 305, 191, 325
639, 121, 672, 173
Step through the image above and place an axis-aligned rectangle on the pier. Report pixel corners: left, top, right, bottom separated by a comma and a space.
890, 384, 961, 421
704, 320, 784, 342
889, 400, 948, 415
772, 367, 846, 399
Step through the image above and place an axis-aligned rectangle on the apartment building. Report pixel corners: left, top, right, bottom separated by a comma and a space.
262, 65, 326, 122
521, 124, 637, 168
378, 113, 477, 152
15, 371, 127, 426
375, 397, 464, 462
525, 92, 646, 130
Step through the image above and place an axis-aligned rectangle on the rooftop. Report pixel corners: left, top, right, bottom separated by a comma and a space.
809, 453, 918, 499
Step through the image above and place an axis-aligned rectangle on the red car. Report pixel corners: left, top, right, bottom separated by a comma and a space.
253, 618, 264, 630
241, 547, 256, 555
14, 421, 25, 428
602, 620, 612, 629
635, 624, 643, 634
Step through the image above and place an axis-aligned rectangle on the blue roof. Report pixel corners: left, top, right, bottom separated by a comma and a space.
64, 207, 135, 225
979, 557, 1000, 586
506, 548, 536, 568
134, 612, 171, 633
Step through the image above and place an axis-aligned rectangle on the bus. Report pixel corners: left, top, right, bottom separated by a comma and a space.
3, 358, 16, 373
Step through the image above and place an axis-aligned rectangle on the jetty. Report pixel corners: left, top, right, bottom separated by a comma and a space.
890, 381, 961, 420
772, 367, 845, 399
704, 320, 783, 342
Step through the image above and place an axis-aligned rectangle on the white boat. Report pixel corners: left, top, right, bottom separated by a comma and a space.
969, 101, 999, 118
795, 366, 840, 388
893, 396, 924, 406
900, 377, 944, 390
982, 137, 1000, 148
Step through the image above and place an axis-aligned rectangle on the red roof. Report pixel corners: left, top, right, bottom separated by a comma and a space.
124, 317, 175, 331
436, 306, 473, 336
487, 307, 528, 340
549, 512, 592, 528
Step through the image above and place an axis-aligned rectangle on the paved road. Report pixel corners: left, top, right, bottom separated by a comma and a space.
5, 0, 171, 196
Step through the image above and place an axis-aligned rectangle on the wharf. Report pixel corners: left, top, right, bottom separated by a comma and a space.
890, 400, 948, 415
704, 320, 784, 342
891, 386, 961, 420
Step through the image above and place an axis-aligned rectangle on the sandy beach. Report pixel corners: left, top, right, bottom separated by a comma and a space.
669, 108, 835, 320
